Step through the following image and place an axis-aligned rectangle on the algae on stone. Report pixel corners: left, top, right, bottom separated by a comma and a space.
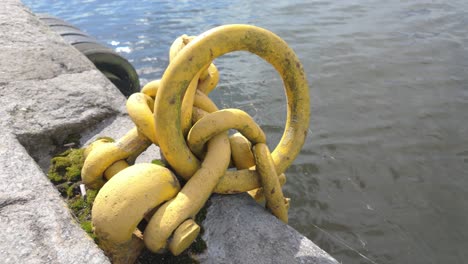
48, 148, 84, 184
47, 148, 97, 240
151, 159, 166, 167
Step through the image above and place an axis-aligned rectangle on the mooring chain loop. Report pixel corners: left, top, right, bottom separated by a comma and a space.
81, 128, 151, 189
126, 93, 157, 144
81, 24, 310, 263
187, 108, 266, 158
187, 108, 288, 222
155, 24, 310, 185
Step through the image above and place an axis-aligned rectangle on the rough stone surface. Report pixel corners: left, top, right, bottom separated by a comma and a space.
0, 0, 338, 263
198, 194, 339, 264
0, 0, 93, 83
0, 132, 109, 264
1, 70, 127, 170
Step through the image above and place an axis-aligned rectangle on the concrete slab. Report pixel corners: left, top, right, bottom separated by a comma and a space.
0, 131, 109, 264
0, 70, 126, 170
0, 0, 92, 83
198, 194, 339, 264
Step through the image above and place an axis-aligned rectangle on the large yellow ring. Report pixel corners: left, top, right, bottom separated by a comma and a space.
155, 24, 310, 186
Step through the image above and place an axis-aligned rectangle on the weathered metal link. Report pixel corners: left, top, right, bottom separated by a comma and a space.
253, 143, 288, 223
197, 63, 219, 94
126, 93, 157, 144
187, 109, 266, 158
81, 127, 151, 189
229, 132, 255, 170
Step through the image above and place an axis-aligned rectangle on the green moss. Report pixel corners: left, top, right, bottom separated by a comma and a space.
67, 193, 95, 239
86, 189, 98, 204
56, 182, 69, 197
66, 184, 75, 198
151, 159, 166, 167
81, 221, 97, 241
95, 136, 115, 142
69, 196, 90, 220
48, 148, 85, 184
46, 147, 97, 239
81, 221, 93, 233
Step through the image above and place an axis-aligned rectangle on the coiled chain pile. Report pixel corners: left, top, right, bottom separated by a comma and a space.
81, 24, 310, 263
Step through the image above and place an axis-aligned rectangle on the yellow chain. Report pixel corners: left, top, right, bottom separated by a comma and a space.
81, 24, 310, 263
